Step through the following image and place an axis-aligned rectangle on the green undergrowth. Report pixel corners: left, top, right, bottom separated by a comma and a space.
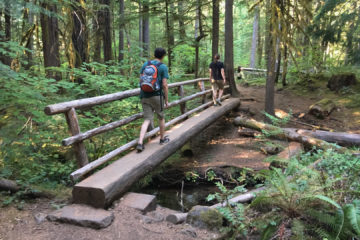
206, 147, 360, 239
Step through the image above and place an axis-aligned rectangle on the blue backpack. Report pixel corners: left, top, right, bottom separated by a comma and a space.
140, 61, 163, 92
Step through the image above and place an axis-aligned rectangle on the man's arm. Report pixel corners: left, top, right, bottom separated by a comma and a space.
221, 68, 226, 83
162, 78, 169, 107
209, 68, 212, 80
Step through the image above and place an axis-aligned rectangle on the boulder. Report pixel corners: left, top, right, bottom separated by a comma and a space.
47, 204, 114, 229
186, 205, 223, 230
120, 192, 157, 213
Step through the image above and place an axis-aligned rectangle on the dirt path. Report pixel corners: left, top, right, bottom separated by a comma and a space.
182, 84, 359, 173
0, 199, 216, 240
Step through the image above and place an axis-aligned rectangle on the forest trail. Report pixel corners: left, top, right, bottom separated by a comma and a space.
177, 83, 360, 175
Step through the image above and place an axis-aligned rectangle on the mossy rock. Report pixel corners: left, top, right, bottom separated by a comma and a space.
186, 205, 223, 230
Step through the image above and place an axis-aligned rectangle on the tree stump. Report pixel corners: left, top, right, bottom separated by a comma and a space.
309, 98, 336, 119
327, 73, 357, 92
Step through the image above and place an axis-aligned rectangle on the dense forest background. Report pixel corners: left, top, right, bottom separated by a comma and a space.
0, 0, 360, 188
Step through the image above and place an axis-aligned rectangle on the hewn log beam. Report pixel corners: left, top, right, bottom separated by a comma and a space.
72, 98, 240, 208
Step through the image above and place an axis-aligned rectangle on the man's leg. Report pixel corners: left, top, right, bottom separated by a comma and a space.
211, 80, 218, 104
138, 119, 151, 145
218, 89, 224, 100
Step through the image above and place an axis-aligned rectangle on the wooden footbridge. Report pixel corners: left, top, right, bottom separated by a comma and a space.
45, 78, 240, 208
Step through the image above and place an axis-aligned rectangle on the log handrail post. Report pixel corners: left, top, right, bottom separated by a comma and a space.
199, 80, 206, 103
178, 85, 186, 114
65, 108, 89, 167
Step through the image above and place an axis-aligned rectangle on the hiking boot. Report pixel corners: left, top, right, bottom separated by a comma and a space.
136, 143, 145, 153
216, 99, 222, 106
160, 136, 170, 145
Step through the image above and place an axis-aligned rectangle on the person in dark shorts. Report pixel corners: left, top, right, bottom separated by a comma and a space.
136, 48, 170, 153
237, 66, 245, 80
209, 53, 226, 106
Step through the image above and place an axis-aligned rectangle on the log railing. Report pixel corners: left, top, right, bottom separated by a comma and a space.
45, 78, 229, 181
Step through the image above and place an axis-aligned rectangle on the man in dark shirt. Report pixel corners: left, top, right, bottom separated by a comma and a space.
209, 53, 226, 106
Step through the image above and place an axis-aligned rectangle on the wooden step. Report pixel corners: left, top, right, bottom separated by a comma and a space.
72, 98, 240, 208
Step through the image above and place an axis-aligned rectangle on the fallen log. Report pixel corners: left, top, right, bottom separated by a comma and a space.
0, 178, 53, 198
233, 116, 347, 153
238, 128, 258, 137
284, 128, 360, 147
309, 98, 336, 119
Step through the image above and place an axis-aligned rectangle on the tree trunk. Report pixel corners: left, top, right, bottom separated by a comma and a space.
102, 0, 112, 62
22, 0, 34, 69
165, 0, 173, 70
211, 0, 219, 58
93, 15, 102, 62
40, 2, 61, 80
118, 0, 124, 62
274, 45, 281, 84
225, 0, 239, 96
194, 0, 200, 78
264, 0, 276, 118
72, 0, 89, 68
281, 44, 288, 86
178, 1, 186, 41
1, 1, 12, 66
138, 1, 143, 57
257, 16, 263, 67
250, 6, 259, 68
142, 2, 150, 58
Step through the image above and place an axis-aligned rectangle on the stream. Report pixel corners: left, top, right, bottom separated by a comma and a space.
140, 183, 219, 212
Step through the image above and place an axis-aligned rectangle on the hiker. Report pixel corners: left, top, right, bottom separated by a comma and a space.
209, 53, 226, 106
237, 66, 245, 81
136, 48, 170, 153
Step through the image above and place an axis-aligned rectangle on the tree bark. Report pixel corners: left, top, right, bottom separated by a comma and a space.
281, 44, 288, 86
101, 0, 112, 62
165, 0, 174, 70
71, 0, 89, 68
225, 0, 239, 96
211, 0, 219, 58
118, 0, 124, 62
1, 0, 12, 66
22, 0, 34, 69
40, 2, 61, 80
93, 15, 102, 62
250, 6, 259, 68
264, 0, 276, 118
178, 1, 186, 41
138, 1, 143, 57
142, 2, 150, 58
257, 16, 263, 67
